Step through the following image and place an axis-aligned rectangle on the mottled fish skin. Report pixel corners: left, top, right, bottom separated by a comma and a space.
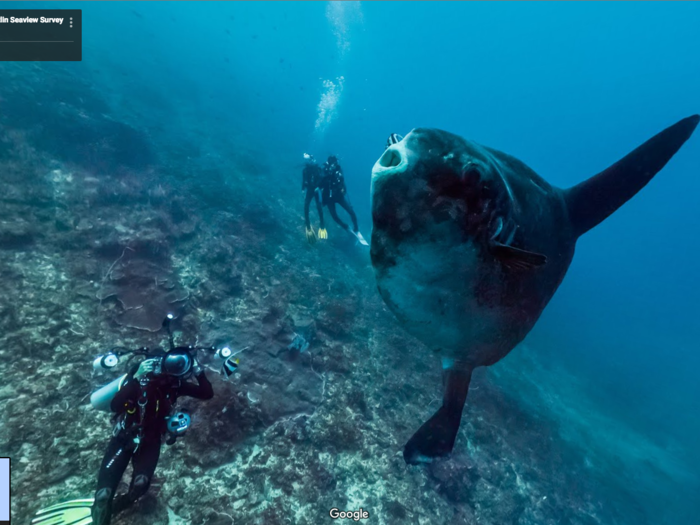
370, 128, 573, 367
370, 117, 699, 463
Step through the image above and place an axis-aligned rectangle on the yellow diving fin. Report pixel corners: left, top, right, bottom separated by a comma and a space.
318, 228, 328, 240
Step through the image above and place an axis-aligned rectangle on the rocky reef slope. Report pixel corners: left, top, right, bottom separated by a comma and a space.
0, 62, 678, 525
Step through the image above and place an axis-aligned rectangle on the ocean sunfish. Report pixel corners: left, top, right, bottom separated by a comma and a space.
369, 116, 699, 464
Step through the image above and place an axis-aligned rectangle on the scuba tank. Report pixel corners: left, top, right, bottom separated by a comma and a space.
90, 374, 128, 411
90, 351, 126, 411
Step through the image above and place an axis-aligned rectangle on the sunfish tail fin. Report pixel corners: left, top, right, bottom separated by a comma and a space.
564, 114, 699, 237
403, 365, 472, 464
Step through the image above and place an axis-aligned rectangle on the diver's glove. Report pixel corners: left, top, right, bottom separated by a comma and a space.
191, 358, 203, 376
318, 228, 328, 240
134, 359, 156, 379
305, 227, 317, 244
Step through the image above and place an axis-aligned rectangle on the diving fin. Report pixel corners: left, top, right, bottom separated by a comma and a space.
404, 367, 472, 464
491, 242, 547, 270
32, 498, 94, 525
305, 226, 317, 244
352, 230, 369, 246
565, 114, 699, 237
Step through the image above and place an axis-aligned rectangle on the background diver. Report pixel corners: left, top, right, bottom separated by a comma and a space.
301, 152, 327, 243
31, 316, 238, 525
320, 155, 368, 246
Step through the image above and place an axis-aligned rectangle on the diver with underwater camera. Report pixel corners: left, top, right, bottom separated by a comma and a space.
32, 314, 240, 525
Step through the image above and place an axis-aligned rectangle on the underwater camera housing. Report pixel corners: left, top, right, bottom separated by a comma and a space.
90, 314, 240, 412
152, 350, 194, 378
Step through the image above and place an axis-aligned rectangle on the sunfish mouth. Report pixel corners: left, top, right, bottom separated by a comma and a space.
373, 133, 409, 179
372, 130, 510, 246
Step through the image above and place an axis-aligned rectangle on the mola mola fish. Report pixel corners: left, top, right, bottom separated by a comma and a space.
369, 116, 699, 464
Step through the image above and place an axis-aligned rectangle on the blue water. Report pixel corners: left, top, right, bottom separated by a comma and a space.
7, 1, 700, 523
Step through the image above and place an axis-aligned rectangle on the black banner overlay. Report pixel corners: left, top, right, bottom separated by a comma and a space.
0, 9, 82, 61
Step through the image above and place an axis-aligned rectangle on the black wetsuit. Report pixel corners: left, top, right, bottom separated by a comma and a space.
91, 369, 213, 525
321, 161, 359, 232
302, 162, 325, 229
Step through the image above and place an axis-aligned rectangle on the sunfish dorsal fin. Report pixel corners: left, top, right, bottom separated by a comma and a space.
564, 115, 699, 237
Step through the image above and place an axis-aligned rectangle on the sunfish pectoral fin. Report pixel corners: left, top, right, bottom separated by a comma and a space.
490, 242, 547, 271
564, 114, 700, 237
403, 365, 472, 464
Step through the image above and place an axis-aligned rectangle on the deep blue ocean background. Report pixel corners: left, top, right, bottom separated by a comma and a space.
4, 2, 700, 523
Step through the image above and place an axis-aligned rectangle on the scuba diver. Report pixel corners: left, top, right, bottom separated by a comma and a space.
301, 153, 327, 243
32, 315, 238, 525
320, 155, 368, 246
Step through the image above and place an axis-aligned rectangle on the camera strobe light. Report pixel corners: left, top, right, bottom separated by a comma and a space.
93, 353, 119, 371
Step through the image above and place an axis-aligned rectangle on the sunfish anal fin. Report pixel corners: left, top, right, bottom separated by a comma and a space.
403, 366, 472, 464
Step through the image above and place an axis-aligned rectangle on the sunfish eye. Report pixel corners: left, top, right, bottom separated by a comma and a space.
461, 167, 481, 186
